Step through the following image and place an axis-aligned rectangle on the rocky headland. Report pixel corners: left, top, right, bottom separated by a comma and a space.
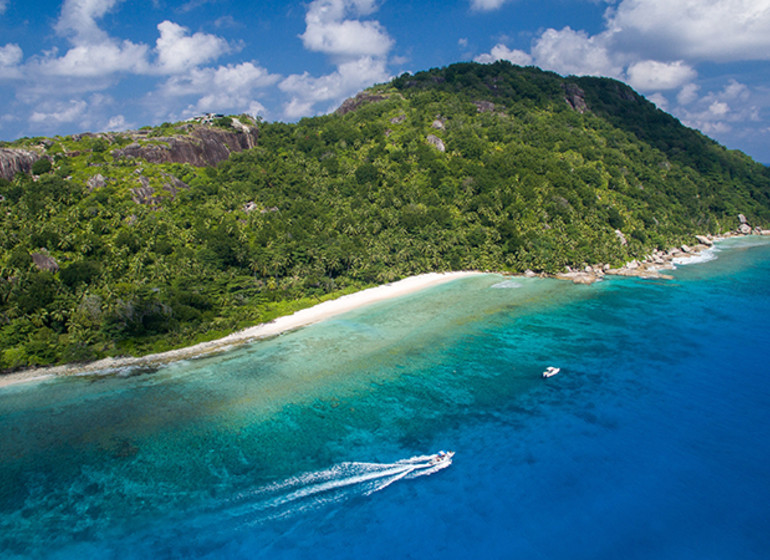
553, 214, 770, 285
0, 116, 259, 181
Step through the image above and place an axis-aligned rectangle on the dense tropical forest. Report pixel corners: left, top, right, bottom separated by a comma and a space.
1, 61, 769, 371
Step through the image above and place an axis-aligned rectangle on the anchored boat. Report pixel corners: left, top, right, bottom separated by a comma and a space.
542, 366, 560, 378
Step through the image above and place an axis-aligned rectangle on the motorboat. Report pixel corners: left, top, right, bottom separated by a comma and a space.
429, 450, 455, 465
542, 366, 560, 378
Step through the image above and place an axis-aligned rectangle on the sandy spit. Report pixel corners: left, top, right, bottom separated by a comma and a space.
0, 271, 481, 390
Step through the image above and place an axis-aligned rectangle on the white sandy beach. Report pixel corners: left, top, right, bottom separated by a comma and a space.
6, 232, 766, 390
0, 271, 481, 390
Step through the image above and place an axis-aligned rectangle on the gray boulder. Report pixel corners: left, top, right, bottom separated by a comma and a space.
695, 235, 713, 246
31, 252, 59, 272
0, 148, 40, 180
87, 173, 106, 191
426, 134, 446, 152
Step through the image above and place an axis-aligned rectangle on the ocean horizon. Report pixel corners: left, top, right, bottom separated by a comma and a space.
1, 237, 769, 559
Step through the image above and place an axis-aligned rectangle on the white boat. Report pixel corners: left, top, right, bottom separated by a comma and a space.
542, 366, 560, 378
429, 450, 455, 465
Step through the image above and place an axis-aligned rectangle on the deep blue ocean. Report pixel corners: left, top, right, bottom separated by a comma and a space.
2, 237, 769, 559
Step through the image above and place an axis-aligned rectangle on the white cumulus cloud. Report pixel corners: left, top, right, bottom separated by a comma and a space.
105, 114, 129, 131
709, 101, 729, 116
470, 0, 509, 11
35, 41, 149, 77
40, 2, 234, 79
474, 43, 532, 66
0, 43, 22, 67
531, 27, 622, 78
677, 83, 700, 105
31, 0, 153, 79
476, 0, 770, 86
55, 0, 124, 45
283, 99, 315, 120
283, 0, 395, 119
162, 61, 279, 97
25, 94, 127, 132
300, 0, 393, 60
154, 20, 232, 74
280, 56, 389, 118
608, 0, 770, 63
8, 0, 246, 134
626, 60, 697, 91
675, 79, 760, 136
29, 99, 88, 124
159, 61, 279, 117
720, 79, 751, 101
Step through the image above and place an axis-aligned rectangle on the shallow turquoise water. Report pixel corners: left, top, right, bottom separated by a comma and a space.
1, 238, 769, 558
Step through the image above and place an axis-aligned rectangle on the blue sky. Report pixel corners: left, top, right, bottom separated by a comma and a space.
1, 0, 769, 163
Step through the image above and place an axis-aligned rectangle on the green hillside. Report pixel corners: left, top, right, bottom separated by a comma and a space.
1, 61, 769, 370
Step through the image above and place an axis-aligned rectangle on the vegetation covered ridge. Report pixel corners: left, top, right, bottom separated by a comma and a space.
1, 60, 769, 371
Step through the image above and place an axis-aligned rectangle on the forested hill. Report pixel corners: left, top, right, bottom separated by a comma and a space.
1, 61, 769, 371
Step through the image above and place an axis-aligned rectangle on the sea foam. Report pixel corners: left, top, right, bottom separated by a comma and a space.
491, 279, 524, 289
672, 246, 720, 266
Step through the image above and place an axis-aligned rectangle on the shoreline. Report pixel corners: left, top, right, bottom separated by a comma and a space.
4, 227, 769, 390
553, 229, 770, 285
0, 271, 481, 390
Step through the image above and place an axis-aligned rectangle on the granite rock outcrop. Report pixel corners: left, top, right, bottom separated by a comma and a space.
0, 148, 41, 181
113, 124, 258, 168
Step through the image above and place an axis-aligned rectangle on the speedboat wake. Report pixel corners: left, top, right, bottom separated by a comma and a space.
110, 452, 455, 551
218, 451, 454, 526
